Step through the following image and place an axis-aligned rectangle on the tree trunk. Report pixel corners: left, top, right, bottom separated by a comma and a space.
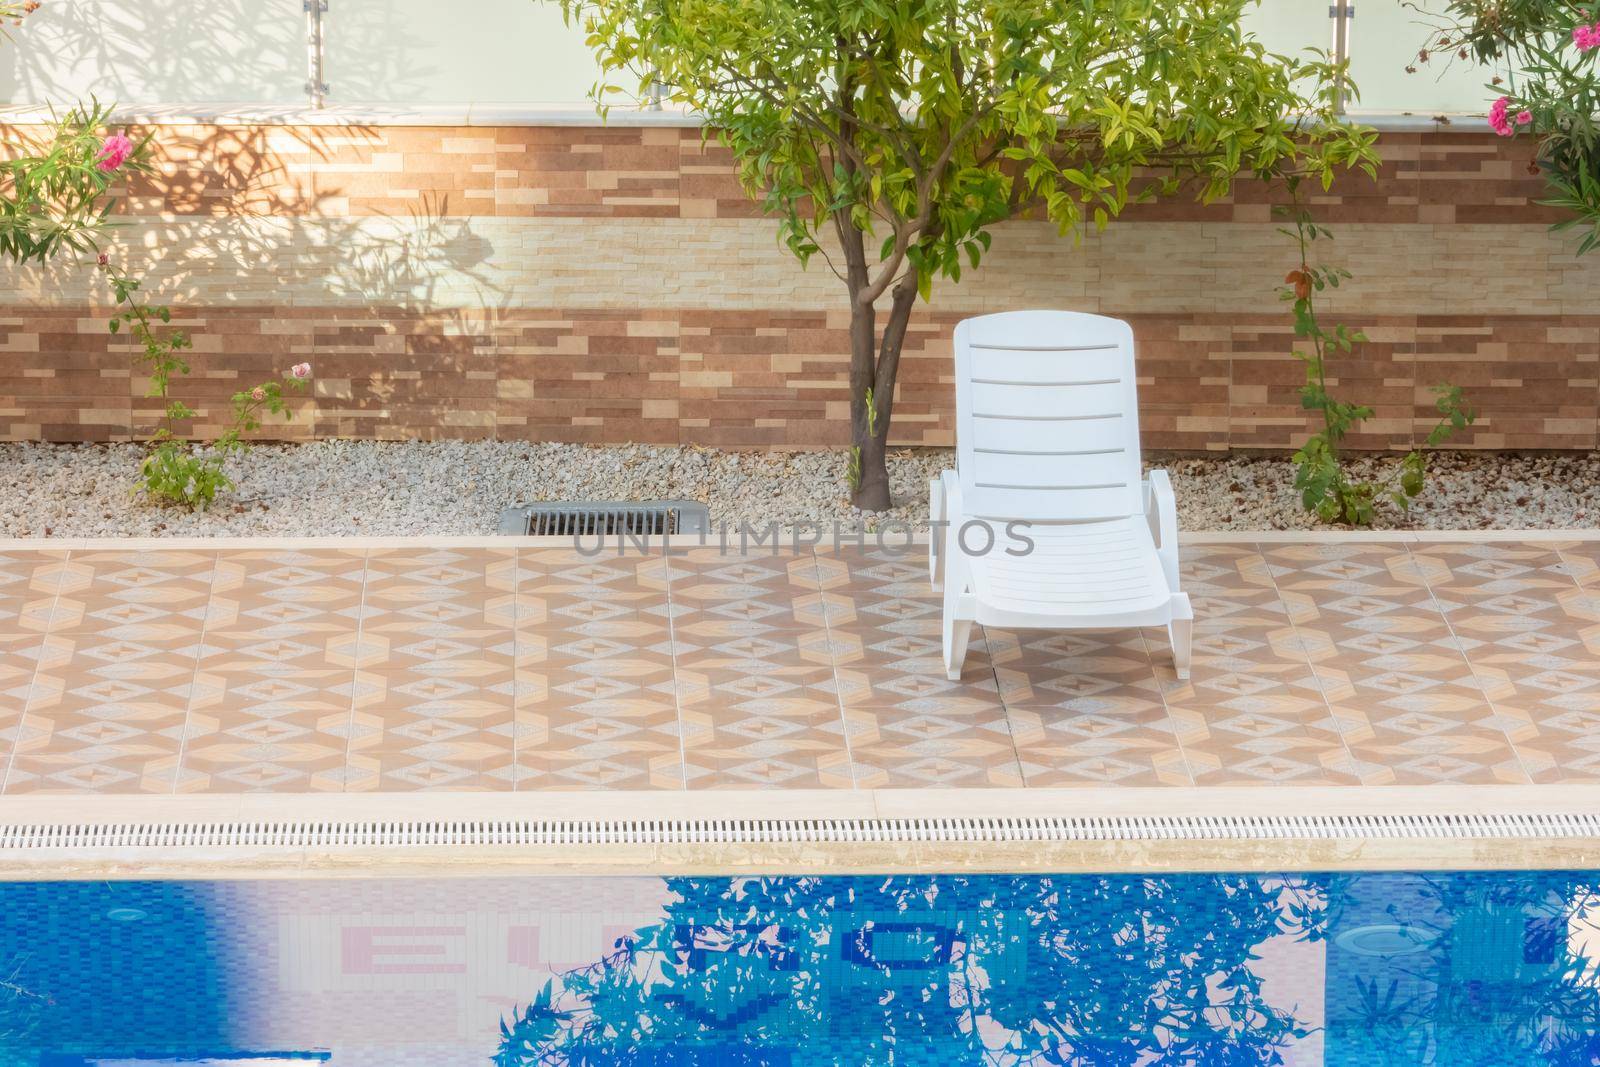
848, 276, 918, 512
853, 426, 892, 511
847, 292, 891, 511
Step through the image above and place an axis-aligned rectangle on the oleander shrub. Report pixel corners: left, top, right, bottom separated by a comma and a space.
1428, 0, 1600, 252
0, 9, 312, 510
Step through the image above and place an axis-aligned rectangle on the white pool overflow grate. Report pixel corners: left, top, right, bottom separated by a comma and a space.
2, 812, 1598, 851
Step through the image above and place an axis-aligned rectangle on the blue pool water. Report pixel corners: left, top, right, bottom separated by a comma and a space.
2, 870, 1599, 1065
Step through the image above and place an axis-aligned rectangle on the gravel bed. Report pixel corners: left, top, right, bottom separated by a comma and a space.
0, 441, 1592, 538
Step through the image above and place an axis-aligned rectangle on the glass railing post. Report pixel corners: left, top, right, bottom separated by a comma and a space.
1331, 1, 1352, 115
305, 0, 329, 108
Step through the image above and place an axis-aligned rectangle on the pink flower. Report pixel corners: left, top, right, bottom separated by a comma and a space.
1574, 23, 1600, 50
96, 253, 108, 266
250, 386, 266, 402
94, 132, 133, 173
1516, 110, 1533, 125
289, 362, 312, 380
1487, 96, 1514, 136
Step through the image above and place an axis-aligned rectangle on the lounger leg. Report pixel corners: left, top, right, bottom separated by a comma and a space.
939, 513, 970, 679
1168, 593, 1194, 680
928, 475, 945, 590
944, 618, 973, 681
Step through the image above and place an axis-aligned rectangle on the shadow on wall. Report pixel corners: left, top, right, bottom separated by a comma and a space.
0, 0, 428, 105
12, 118, 507, 442
125, 164, 506, 437
0, 0, 562, 447
22, 122, 505, 294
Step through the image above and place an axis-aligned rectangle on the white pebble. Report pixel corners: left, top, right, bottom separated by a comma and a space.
0, 442, 1590, 537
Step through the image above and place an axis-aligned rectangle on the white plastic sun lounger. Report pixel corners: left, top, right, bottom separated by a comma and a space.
929, 310, 1192, 681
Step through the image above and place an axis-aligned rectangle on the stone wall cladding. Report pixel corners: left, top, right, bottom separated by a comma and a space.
1, 122, 1596, 451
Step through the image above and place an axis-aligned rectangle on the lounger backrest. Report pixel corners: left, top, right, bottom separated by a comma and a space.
953, 310, 1143, 522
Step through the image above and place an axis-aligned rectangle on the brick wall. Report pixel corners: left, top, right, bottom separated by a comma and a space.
1, 120, 1596, 451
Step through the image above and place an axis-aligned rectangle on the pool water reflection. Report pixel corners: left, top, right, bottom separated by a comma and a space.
2, 870, 1598, 1065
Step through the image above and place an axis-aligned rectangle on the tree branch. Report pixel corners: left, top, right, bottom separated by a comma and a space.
870, 268, 920, 429
854, 107, 988, 306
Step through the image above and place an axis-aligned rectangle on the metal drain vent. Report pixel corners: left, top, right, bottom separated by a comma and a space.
2, 813, 1599, 851
498, 499, 709, 537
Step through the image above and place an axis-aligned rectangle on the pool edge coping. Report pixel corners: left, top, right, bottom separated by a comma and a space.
2, 786, 1598, 878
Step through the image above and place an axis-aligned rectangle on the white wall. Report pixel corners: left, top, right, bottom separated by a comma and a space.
1242, 0, 1332, 59
0, 0, 1496, 115
0, 0, 608, 107
1240, 0, 1500, 116
1346, 0, 1504, 114
324, 0, 605, 105
0, 0, 309, 105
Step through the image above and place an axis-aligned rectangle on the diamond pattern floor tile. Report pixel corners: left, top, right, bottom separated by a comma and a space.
1264, 541, 1524, 785
181, 549, 369, 792
669, 554, 853, 790
345, 668, 514, 792
2, 538, 1599, 792
48, 551, 216, 636
847, 700, 1022, 787
1146, 545, 1356, 786
179, 667, 352, 792
8, 551, 218, 794
680, 698, 853, 789
519, 550, 672, 625
984, 626, 1187, 787
670, 549, 826, 636
1418, 541, 1600, 784
0, 549, 67, 635
512, 605, 681, 789
1007, 700, 1190, 786
515, 697, 684, 790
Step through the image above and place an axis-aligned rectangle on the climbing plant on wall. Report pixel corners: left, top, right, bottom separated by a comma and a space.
1279, 192, 1475, 526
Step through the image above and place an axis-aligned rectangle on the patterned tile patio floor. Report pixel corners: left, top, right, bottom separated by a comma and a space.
3, 536, 1600, 794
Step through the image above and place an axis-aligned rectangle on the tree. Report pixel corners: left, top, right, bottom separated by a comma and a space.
556, 0, 1377, 508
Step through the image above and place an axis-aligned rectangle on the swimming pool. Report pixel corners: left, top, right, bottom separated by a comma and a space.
3, 870, 1598, 1065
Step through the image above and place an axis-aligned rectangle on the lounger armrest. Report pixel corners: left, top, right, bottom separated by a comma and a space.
937, 472, 967, 582
938, 472, 964, 529
929, 469, 959, 588
1144, 469, 1180, 592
